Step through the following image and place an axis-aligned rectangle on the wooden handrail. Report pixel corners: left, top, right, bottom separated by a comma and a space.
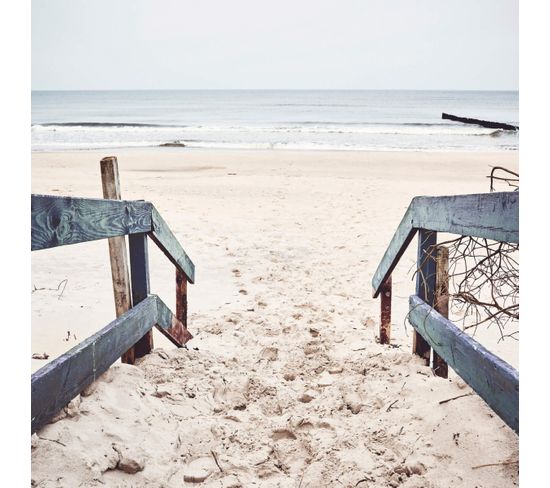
31, 192, 197, 432
372, 192, 519, 297
31, 194, 153, 251
408, 295, 519, 433
371, 190, 519, 434
31, 294, 185, 433
150, 207, 195, 283
31, 194, 195, 283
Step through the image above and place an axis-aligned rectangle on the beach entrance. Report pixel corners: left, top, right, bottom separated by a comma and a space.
31, 152, 519, 487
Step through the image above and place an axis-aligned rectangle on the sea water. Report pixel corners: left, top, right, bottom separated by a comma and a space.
31, 90, 518, 152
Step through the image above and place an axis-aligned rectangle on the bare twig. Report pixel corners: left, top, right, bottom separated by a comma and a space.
472, 460, 518, 470
210, 450, 223, 473
38, 436, 66, 447
438, 392, 474, 405
386, 400, 399, 412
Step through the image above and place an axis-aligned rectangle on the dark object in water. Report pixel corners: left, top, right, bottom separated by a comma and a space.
442, 113, 518, 131
159, 140, 186, 147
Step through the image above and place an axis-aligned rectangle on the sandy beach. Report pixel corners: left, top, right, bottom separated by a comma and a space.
31, 149, 519, 487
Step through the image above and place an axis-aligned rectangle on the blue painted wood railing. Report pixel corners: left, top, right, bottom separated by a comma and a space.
371, 191, 519, 433
31, 194, 196, 433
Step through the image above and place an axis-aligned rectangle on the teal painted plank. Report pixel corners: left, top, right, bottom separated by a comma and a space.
411, 192, 519, 244
372, 192, 519, 297
31, 194, 152, 250
372, 204, 416, 297
149, 207, 195, 283
408, 295, 519, 433
31, 296, 158, 433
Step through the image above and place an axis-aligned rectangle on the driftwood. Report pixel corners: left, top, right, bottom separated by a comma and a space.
442, 113, 518, 131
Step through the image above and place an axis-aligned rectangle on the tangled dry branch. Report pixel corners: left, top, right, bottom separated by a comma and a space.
413, 237, 519, 342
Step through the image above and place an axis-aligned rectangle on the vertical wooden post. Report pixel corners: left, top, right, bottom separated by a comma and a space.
433, 245, 449, 378
100, 156, 135, 364
413, 229, 437, 365
129, 233, 154, 358
379, 276, 392, 344
158, 268, 193, 344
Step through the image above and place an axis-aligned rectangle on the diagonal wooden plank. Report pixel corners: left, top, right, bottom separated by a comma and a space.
372, 192, 519, 297
155, 296, 193, 346
31, 194, 152, 250
408, 295, 519, 433
31, 296, 158, 433
371, 204, 416, 298
149, 206, 195, 283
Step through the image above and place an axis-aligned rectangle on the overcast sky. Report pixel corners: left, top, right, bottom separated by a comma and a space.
32, 0, 518, 91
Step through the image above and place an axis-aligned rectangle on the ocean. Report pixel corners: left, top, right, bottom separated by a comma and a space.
31, 90, 518, 152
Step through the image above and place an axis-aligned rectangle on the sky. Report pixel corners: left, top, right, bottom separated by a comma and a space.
32, 0, 518, 91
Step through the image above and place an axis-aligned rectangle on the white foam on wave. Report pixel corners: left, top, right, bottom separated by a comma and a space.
31, 123, 509, 137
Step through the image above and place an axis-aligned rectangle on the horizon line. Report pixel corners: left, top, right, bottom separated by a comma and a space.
31, 87, 519, 93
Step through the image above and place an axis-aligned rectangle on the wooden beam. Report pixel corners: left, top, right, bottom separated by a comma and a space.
129, 233, 153, 358
31, 194, 152, 251
433, 246, 449, 378
413, 229, 436, 365
408, 295, 519, 433
410, 192, 519, 244
371, 204, 417, 298
372, 192, 519, 297
155, 295, 193, 345
165, 268, 193, 344
31, 296, 158, 433
100, 156, 135, 364
149, 207, 195, 283
379, 276, 392, 345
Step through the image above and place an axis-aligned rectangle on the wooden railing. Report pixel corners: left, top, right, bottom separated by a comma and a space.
31, 193, 195, 433
371, 191, 519, 433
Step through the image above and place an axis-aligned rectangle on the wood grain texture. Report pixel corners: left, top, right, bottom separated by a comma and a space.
409, 295, 519, 433
155, 296, 193, 345
433, 246, 449, 378
129, 233, 153, 358
371, 204, 417, 298
372, 192, 519, 297
410, 192, 519, 244
31, 296, 158, 433
31, 194, 152, 251
413, 230, 436, 364
100, 157, 135, 364
149, 207, 195, 283
379, 276, 392, 345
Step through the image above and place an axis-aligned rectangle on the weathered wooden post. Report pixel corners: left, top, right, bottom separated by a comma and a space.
433, 245, 449, 378
100, 156, 135, 364
129, 232, 154, 358
379, 276, 392, 344
175, 269, 189, 337
413, 229, 437, 365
